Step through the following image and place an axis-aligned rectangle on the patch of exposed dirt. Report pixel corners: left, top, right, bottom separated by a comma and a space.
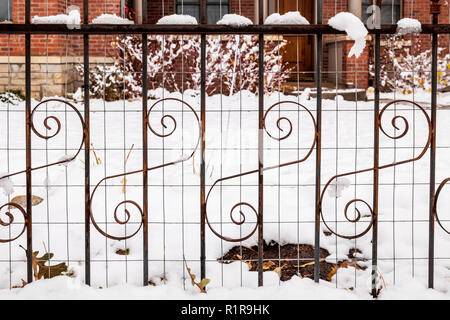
218, 241, 367, 282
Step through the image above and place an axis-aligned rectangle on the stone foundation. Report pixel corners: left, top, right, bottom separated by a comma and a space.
0, 56, 114, 100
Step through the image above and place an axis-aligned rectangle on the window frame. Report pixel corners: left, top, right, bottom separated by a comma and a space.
361, 0, 402, 25
0, 0, 13, 22
175, 0, 230, 24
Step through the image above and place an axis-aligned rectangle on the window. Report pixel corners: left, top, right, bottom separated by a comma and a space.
0, 0, 12, 22
361, 0, 401, 25
176, 0, 229, 24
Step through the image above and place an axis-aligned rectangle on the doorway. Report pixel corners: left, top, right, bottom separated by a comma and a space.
276, 0, 315, 81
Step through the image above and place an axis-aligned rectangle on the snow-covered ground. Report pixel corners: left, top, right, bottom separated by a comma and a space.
1, 274, 448, 300
1, 89, 450, 299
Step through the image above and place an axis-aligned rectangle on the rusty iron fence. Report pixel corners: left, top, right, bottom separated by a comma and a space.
1, 0, 450, 298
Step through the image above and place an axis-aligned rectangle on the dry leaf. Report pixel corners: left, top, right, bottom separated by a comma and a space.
91, 144, 102, 165
262, 260, 277, 270
115, 248, 130, 256
184, 256, 210, 293
9, 195, 43, 209
20, 245, 68, 280
121, 144, 134, 193
12, 279, 28, 288
298, 259, 325, 268
199, 278, 210, 289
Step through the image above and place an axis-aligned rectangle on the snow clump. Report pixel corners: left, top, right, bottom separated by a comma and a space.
327, 177, 351, 198
300, 88, 311, 101
157, 14, 198, 25
328, 12, 368, 58
396, 18, 421, 35
0, 173, 14, 196
92, 14, 134, 25
58, 154, 75, 166
32, 6, 80, 29
265, 11, 309, 25
217, 14, 253, 26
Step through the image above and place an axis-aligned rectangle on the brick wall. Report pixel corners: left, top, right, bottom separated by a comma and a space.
0, 0, 120, 99
148, 0, 175, 24
403, 0, 449, 53
230, 0, 255, 22
0, 0, 120, 56
341, 40, 370, 88
323, 0, 347, 22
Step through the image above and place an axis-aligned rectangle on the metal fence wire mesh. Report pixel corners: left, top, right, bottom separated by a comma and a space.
1, 0, 450, 298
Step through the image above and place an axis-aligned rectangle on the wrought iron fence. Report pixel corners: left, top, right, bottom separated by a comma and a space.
1, 0, 450, 298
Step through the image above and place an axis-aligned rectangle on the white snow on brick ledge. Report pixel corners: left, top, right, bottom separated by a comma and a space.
31, 7, 80, 29
157, 14, 198, 25
264, 11, 310, 25
92, 14, 134, 25
217, 14, 253, 26
32, 14, 71, 24
328, 12, 368, 59
397, 18, 422, 35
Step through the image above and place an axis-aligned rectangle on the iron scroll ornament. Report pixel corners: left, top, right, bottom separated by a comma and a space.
319, 100, 432, 239
89, 98, 201, 240
205, 101, 318, 242
433, 178, 450, 235
0, 99, 86, 243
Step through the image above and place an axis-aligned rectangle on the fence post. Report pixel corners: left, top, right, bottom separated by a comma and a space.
257, 0, 265, 287
314, 0, 323, 283
371, 31, 381, 298
142, 34, 149, 286
83, 0, 91, 286
429, 0, 440, 289
25, 0, 33, 284
200, 0, 207, 281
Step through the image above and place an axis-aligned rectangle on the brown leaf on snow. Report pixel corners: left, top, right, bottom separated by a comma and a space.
8, 195, 44, 209
12, 279, 28, 288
